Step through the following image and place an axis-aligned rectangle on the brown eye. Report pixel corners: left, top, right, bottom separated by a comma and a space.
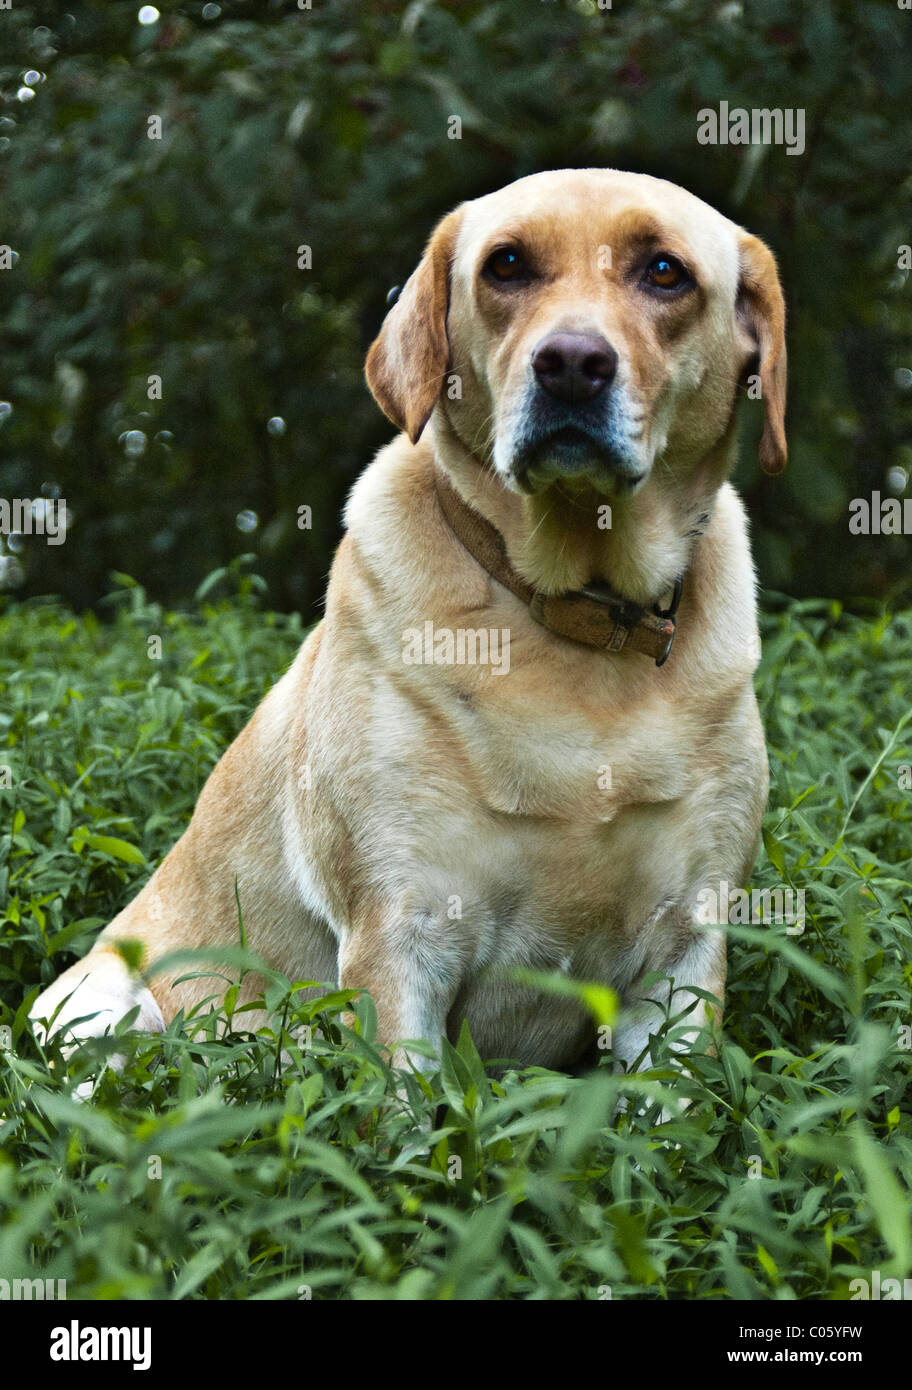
643, 254, 690, 291
484, 247, 530, 283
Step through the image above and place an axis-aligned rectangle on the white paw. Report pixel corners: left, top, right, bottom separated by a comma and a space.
29, 951, 165, 1094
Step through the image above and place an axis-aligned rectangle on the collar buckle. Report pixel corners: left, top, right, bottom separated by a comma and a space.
653, 575, 683, 667
655, 574, 683, 621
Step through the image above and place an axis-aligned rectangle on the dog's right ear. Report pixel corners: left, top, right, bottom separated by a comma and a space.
736, 231, 787, 476
365, 207, 464, 445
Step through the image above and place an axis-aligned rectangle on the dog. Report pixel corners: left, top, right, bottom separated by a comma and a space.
30, 168, 785, 1084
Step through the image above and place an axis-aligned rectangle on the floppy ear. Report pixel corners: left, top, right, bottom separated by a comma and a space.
364, 207, 464, 445
737, 231, 787, 475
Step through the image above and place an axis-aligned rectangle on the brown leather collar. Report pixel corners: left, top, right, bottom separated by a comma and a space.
434, 468, 682, 666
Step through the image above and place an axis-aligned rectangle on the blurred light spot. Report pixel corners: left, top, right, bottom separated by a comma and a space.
121, 429, 147, 458
202, 3, 222, 17
16, 88, 36, 103
591, 97, 633, 146
41, 481, 61, 498
23, 71, 42, 86
286, 99, 313, 141
887, 466, 908, 494
386, 285, 401, 305
236, 509, 259, 533
0, 402, 12, 420
0, 556, 25, 590
33, 27, 52, 39
894, 368, 912, 390
154, 430, 174, 443
7, 533, 25, 554
138, 6, 160, 25
267, 416, 286, 436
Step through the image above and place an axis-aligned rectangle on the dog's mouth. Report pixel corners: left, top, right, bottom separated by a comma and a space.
511, 425, 646, 495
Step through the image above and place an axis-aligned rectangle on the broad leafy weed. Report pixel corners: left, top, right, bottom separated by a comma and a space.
1, 572, 910, 1299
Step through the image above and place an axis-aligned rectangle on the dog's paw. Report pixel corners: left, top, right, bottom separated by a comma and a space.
29, 949, 165, 1096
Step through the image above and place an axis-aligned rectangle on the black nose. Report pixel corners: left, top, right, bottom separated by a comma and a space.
531, 332, 618, 403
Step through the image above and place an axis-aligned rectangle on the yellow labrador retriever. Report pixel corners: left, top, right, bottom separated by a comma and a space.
31, 168, 786, 1079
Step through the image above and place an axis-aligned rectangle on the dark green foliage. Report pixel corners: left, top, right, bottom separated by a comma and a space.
1, 0, 911, 612
1, 578, 910, 1298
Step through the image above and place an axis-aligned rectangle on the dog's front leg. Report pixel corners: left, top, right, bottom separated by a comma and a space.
337, 908, 464, 1075
337, 910, 466, 1146
611, 923, 726, 1114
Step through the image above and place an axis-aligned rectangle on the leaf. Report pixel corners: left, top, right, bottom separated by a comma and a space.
851, 1125, 911, 1275
762, 826, 787, 876
80, 833, 147, 865
454, 1018, 488, 1095
511, 968, 619, 1026
438, 1036, 473, 1117
47, 917, 105, 957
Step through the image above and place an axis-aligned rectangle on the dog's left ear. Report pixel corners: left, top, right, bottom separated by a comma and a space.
737, 231, 787, 475
365, 207, 465, 445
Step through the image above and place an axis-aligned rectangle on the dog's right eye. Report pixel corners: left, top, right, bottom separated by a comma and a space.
642, 254, 692, 293
483, 248, 531, 284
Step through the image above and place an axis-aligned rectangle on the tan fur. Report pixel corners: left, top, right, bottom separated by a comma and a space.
31, 169, 785, 1079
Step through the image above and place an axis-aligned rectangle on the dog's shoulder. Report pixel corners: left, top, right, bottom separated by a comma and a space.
680, 481, 761, 681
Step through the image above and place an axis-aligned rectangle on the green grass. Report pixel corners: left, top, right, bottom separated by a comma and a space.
1, 564, 911, 1300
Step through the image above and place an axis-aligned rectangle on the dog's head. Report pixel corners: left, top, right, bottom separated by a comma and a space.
366, 169, 786, 495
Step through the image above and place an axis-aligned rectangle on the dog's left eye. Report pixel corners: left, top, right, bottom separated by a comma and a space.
642, 255, 691, 292
483, 247, 531, 283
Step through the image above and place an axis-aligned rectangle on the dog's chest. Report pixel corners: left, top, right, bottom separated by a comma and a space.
356, 668, 701, 946
439, 676, 694, 821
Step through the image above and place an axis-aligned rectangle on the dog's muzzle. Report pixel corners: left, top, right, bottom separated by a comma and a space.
505, 333, 646, 492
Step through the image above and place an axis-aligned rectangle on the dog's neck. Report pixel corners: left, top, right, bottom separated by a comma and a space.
431, 410, 735, 608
